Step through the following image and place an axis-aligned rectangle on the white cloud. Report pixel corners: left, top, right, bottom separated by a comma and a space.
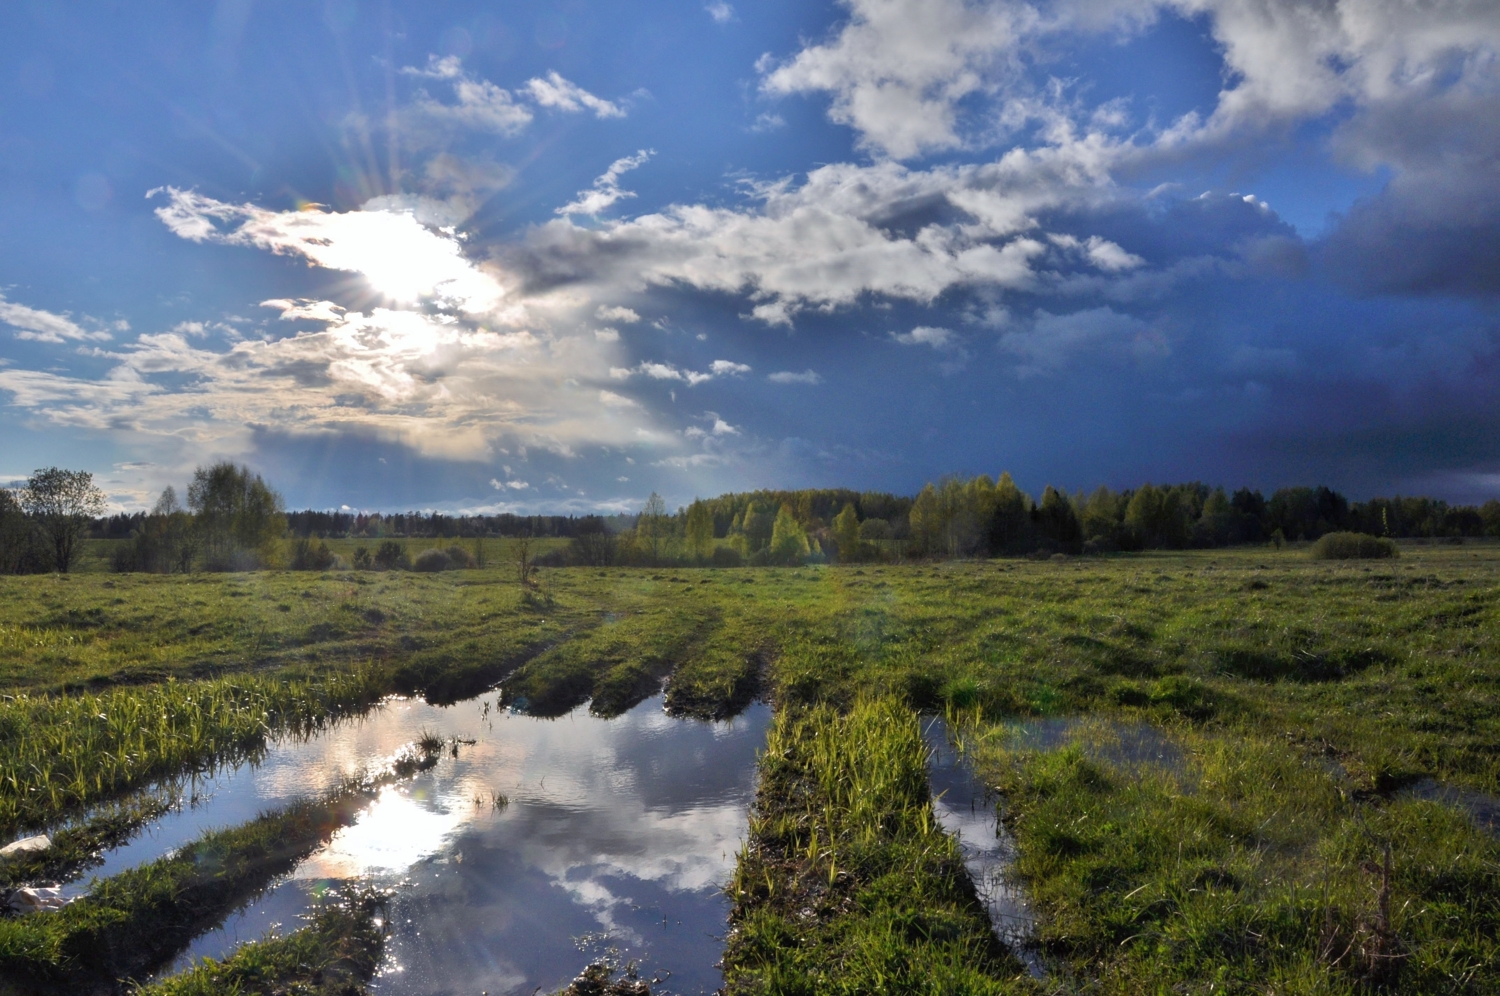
557, 150, 654, 217
706, 1, 735, 24
594, 327, 620, 342
402, 55, 534, 136
891, 325, 970, 374
153, 188, 509, 314
0, 294, 112, 343
768, 369, 822, 384
491, 478, 530, 490
599, 389, 639, 408
749, 112, 786, 133
612, 358, 745, 386
891, 325, 954, 349
520, 154, 1126, 325
595, 305, 641, 323
522, 71, 624, 119
759, 0, 1034, 159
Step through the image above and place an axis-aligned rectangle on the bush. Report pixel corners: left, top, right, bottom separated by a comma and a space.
373, 540, 408, 570
443, 545, 474, 569
1309, 531, 1398, 560
352, 546, 372, 570
710, 546, 744, 567
412, 549, 451, 572
289, 538, 337, 571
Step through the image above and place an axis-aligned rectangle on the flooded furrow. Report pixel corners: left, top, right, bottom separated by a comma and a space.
921, 716, 1045, 979
17, 683, 769, 994
115, 691, 770, 995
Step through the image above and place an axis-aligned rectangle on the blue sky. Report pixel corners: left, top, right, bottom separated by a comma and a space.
2, 0, 1498, 513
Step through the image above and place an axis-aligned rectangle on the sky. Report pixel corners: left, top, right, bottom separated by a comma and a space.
1, 0, 1498, 514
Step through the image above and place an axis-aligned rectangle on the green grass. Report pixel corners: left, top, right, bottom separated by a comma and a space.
723, 695, 1035, 995
129, 889, 387, 996
0, 667, 387, 834
3, 546, 1500, 992
963, 719, 1500, 993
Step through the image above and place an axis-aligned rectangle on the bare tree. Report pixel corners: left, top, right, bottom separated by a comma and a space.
514, 533, 538, 591
21, 468, 106, 573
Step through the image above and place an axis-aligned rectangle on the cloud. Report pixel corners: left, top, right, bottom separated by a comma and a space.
706, 2, 735, 24
402, 55, 534, 136
152, 188, 509, 313
998, 306, 1150, 377
596, 305, 641, 323
557, 149, 654, 217
891, 325, 954, 349
0, 294, 112, 343
749, 112, 785, 133
491, 478, 530, 490
892, 324, 970, 373
594, 327, 620, 342
759, 0, 1033, 159
768, 369, 822, 384
610, 358, 746, 386
517, 152, 1149, 324
522, 71, 624, 119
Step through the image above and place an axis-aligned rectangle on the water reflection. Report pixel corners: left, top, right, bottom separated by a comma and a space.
922, 717, 1044, 978
155, 694, 768, 996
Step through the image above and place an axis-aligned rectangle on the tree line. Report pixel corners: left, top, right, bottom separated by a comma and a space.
577, 476, 1500, 566
5, 463, 1500, 575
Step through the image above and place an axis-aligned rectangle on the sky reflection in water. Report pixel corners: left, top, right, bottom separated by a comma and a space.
149, 693, 767, 996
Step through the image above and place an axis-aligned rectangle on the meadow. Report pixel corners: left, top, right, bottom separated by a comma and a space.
1, 541, 1497, 994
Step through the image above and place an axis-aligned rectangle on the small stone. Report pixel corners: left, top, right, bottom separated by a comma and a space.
0, 835, 51, 861
7, 886, 70, 914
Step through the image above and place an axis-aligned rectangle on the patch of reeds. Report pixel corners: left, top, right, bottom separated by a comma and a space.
723, 696, 1036, 995
128, 887, 388, 996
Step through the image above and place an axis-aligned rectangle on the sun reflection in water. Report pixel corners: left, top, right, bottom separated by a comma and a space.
295, 785, 468, 879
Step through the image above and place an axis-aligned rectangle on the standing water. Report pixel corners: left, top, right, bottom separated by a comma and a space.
87, 691, 769, 995
922, 717, 1044, 978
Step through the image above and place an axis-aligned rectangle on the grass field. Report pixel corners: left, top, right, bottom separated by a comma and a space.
1, 542, 1498, 993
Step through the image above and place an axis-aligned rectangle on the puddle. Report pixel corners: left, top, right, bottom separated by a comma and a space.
922, 717, 1044, 979
1400, 778, 1500, 837
1002, 716, 1187, 775
83, 692, 767, 995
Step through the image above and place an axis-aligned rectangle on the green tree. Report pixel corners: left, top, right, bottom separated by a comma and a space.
1034, 485, 1081, 552
685, 499, 715, 562
768, 503, 811, 565
639, 492, 668, 564
832, 502, 862, 563
21, 467, 107, 573
908, 484, 941, 556
187, 463, 285, 569
987, 472, 1032, 554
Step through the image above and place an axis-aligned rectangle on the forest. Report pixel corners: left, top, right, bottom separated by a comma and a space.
4, 464, 1500, 575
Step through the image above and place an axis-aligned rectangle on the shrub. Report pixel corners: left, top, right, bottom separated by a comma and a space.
352, 545, 372, 570
373, 540, 408, 570
443, 545, 474, 569
710, 546, 744, 567
412, 548, 451, 572
289, 538, 337, 571
1309, 531, 1398, 560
